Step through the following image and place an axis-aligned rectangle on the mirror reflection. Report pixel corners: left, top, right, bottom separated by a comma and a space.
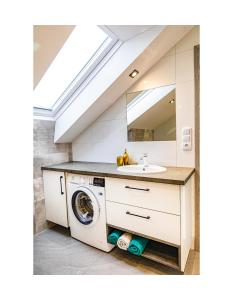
127, 84, 176, 142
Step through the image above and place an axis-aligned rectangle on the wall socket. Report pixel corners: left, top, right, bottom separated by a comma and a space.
182, 127, 192, 151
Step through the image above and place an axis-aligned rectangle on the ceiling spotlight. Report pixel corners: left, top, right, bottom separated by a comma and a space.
169, 99, 175, 104
129, 69, 139, 78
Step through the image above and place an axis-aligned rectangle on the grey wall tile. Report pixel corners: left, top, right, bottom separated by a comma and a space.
33, 177, 44, 202
34, 152, 70, 179
33, 119, 72, 234
35, 198, 48, 233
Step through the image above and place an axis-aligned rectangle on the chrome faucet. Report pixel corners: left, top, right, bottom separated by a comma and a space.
141, 153, 149, 167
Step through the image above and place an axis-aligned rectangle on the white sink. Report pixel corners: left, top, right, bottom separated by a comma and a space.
117, 164, 167, 174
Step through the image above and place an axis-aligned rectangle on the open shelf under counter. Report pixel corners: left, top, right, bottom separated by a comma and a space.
108, 224, 181, 271
142, 240, 179, 270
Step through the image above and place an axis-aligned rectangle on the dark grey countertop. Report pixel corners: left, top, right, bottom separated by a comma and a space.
41, 161, 195, 185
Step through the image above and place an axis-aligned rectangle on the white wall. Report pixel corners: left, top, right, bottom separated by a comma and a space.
72, 26, 199, 167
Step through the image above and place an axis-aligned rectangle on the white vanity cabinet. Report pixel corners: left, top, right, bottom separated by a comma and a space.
41, 161, 195, 272
42, 170, 68, 228
105, 176, 194, 272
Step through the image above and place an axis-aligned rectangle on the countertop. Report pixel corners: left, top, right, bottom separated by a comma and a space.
41, 161, 195, 185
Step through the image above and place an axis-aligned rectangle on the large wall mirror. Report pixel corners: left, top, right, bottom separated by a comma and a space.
127, 84, 176, 142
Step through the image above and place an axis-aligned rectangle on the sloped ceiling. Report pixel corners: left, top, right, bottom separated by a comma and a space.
33, 25, 75, 89
54, 25, 194, 143
102, 25, 154, 41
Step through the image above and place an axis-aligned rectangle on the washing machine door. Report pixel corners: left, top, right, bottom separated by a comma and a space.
71, 186, 100, 227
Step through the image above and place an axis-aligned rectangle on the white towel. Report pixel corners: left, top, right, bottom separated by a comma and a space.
117, 233, 133, 250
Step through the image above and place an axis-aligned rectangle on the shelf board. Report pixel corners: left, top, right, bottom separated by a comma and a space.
107, 225, 180, 271
142, 241, 179, 270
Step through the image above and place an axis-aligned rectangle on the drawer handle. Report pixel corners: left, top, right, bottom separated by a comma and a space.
125, 185, 150, 192
60, 176, 64, 195
126, 211, 150, 219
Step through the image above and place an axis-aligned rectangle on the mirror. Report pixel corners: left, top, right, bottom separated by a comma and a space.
127, 84, 176, 142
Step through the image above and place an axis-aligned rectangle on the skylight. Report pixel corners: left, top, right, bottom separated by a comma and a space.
33, 26, 113, 110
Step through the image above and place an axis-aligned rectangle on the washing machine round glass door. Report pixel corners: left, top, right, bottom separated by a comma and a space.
71, 187, 100, 226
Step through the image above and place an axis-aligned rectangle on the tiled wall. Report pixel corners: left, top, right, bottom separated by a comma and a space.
72, 26, 200, 168
33, 119, 72, 234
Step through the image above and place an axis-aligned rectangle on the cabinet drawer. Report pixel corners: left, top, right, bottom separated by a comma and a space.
105, 178, 180, 215
106, 201, 180, 245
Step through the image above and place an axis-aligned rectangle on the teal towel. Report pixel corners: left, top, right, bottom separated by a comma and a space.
128, 235, 149, 256
107, 230, 122, 245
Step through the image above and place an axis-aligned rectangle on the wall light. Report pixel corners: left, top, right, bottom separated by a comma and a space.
169, 99, 175, 104
129, 69, 139, 78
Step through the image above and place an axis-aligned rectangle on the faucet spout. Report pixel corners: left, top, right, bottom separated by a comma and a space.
141, 153, 149, 167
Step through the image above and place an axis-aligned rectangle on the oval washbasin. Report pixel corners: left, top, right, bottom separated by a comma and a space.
117, 164, 167, 174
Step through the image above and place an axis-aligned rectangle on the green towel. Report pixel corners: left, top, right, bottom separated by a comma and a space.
107, 230, 122, 245
128, 235, 149, 256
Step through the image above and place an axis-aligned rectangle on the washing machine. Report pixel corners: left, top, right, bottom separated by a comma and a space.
67, 174, 115, 252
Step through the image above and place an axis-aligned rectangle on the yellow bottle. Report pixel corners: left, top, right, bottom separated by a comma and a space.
117, 156, 124, 166
123, 149, 129, 165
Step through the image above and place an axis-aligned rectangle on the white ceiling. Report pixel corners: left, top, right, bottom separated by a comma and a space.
101, 25, 155, 41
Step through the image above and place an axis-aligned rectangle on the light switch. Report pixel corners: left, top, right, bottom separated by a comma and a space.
183, 135, 191, 143
182, 127, 192, 151
182, 127, 191, 135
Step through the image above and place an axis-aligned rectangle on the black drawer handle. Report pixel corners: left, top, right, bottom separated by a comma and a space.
126, 211, 150, 219
125, 185, 150, 191
60, 176, 64, 195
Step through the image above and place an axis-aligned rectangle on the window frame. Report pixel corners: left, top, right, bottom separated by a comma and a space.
33, 30, 119, 118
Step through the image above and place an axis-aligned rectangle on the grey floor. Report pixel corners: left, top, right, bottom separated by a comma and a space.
33, 225, 199, 275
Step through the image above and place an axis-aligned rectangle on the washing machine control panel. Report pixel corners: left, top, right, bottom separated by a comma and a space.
70, 175, 105, 187
93, 177, 105, 187
70, 175, 89, 185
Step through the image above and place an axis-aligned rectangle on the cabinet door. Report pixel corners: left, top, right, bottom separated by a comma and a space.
43, 170, 68, 227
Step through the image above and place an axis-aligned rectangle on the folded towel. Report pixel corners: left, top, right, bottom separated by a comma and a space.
117, 232, 133, 250
128, 235, 149, 256
107, 230, 123, 245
